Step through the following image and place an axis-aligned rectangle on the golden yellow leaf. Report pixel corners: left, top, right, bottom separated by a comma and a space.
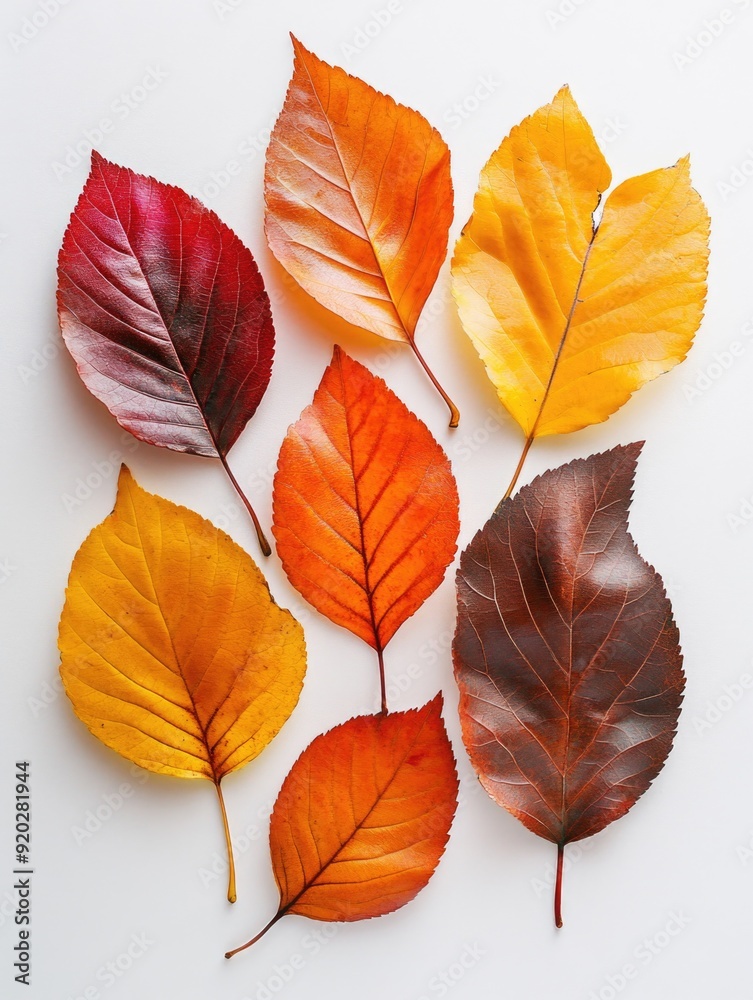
58, 466, 306, 900
452, 86, 710, 492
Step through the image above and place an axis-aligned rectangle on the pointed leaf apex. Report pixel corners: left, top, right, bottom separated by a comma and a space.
116, 463, 134, 490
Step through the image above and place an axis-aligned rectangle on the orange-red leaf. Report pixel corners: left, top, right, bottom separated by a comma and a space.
272, 347, 458, 707
264, 35, 458, 425
226, 695, 458, 956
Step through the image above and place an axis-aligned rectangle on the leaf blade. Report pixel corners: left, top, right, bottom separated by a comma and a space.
453, 444, 684, 853
265, 36, 453, 343
57, 153, 275, 459
272, 347, 459, 657
226, 695, 458, 956
273, 697, 457, 921
452, 86, 710, 439
58, 466, 306, 781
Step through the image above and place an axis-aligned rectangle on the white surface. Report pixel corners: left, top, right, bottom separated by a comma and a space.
2, 0, 752, 997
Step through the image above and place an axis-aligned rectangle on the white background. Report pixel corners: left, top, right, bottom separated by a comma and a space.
2, 0, 752, 997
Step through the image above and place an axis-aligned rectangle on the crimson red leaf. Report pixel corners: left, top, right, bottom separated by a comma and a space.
57, 152, 274, 554
453, 443, 684, 927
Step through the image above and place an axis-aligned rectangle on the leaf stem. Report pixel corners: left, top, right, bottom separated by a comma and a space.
377, 646, 387, 715
215, 781, 237, 904
500, 434, 534, 506
219, 454, 272, 557
554, 841, 564, 929
225, 911, 284, 959
407, 335, 460, 428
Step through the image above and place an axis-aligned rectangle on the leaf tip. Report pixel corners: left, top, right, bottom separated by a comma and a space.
620, 439, 645, 465
426, 691, 445, 716
116, 462, 134, 490
88, 149, 115, 182
674, 153, 692, 176
289, 32, 307, 58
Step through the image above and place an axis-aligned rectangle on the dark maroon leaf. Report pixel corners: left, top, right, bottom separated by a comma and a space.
57, 152, 274, 554
453, 443, 684, 927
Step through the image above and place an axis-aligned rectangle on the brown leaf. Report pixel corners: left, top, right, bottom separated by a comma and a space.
452, 444, 684, 926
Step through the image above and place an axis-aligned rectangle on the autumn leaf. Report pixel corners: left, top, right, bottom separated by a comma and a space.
452, 444, 684, 927
58, 466, 306, 902
57, 152, 275, 555
226, 695, 458, 957
451, 86, 710, 496
264, 35, 459, 426
272, 346, 459, 711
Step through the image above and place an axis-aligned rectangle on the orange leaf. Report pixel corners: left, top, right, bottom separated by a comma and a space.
58, 467, 306, 901
272, 347, 459, 711
225, 695, 458, 957
264, 35, 459, 426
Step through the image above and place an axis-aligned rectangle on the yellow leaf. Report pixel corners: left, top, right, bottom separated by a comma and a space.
452, 86, 710, 468
58, 466, 306, 900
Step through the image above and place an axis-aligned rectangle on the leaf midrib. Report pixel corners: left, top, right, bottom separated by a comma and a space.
278, 706, 438, 914
294, 49, 414, 340
94, 165, 223, 458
